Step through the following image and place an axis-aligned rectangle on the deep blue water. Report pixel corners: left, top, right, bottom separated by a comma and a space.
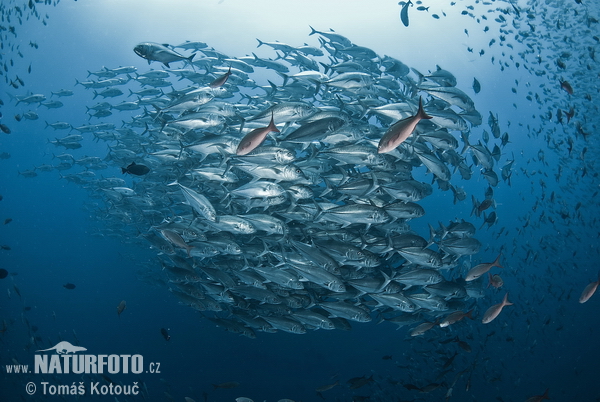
1, 1, 599, 401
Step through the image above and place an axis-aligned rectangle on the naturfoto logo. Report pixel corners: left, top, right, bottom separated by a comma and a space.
36, 341, 87, 354
34, 341, 143, 374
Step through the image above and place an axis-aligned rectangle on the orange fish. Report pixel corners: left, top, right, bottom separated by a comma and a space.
377, 97, 431, 153
482, 292, 513, 324
236, 112, 279, 155
465, 253, 502, 281
209, 66, 232, 88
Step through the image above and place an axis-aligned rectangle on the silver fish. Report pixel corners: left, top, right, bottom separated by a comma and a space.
134, 42, 195, 68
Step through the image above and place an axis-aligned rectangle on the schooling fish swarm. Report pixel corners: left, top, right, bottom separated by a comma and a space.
41, 29, 509, 336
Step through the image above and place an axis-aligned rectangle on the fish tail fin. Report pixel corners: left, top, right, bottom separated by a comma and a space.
268, 112, 279, 133
308, 25, 317, 35
426, 223, 438, 247
121, 168, 127, 175
256, 38, 264, 47
266, 80, 278, 99
411, 67, 424, 85
379, 271, 392, 293
479, 213, 487, 230
460, 131, 471, 155
320, 176, 333, 198
313, 82, 322, 99
494, 253, 503, 268
357, 99, 371, 120
465, 309, 474, 320
438, 221, 448, 239
312, 199, 324, 221
217, 146, 231, 169
185, 245, 195, 257
361, 171, 379, 198
471, 195, 480, 217
186, 53, 196, 71
542, 388, 550, 400
417, 97, 432, 120
275, 71, 289, 86
503, 292, 513, 306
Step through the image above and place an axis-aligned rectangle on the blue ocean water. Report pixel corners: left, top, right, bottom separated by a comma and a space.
1, 1, 599, 401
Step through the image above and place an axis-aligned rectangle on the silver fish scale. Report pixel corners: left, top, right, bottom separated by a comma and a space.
46, 29, 497, 337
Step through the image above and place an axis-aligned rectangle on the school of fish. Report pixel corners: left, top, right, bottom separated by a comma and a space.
1, 0, 599, 399
13, 27, 521, 337
2, 0, 598, 340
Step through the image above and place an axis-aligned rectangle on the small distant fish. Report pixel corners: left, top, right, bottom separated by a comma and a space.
63, 283, 76, 289
488, 273, 504, 289
161, 327, 171, 341
482, 292, 513, 324
0, 269, 8, 279
579, 273, 600, 303
525, 388, 550, 402
117, 300, 127, 316
4, 218, 12, 225
316, 380, 339, 393
400, 0, 413, 27
1, 245, 11, 250
439, 310, 474, 328
0, 124, 11, 134
347, 375, 374, 389
410, 320, 438, 336
559, 79, 573, 95
473, 77, 481, 93
121, 162, 150, 176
